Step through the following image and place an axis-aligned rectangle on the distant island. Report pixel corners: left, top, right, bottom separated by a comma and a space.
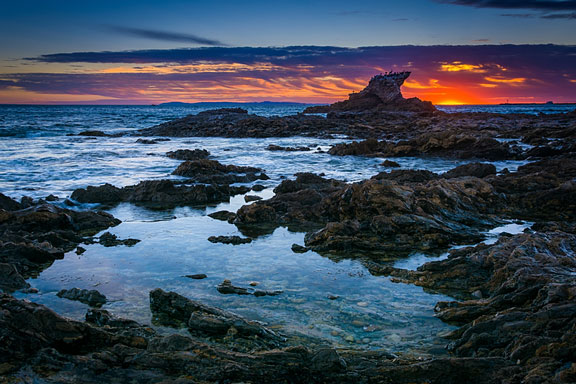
157, 101, 316, 107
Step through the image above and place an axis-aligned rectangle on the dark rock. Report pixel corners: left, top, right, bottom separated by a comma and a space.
266, 144, 311, 152
208, 235, 252, 245
381, 159, 401, 167
184, 274, 207, 280
78, 130, 109, 137
244, 194, 262, 202
237, 173, 500, 255
172, 159, 269, 184
0, 263, 30, 292
72, 180, 234, 207
208, 210, 236, 222
98, 232, 140, 247
291, 244, 308, 253
136, 139, 160, 144
217, 280, 282, 297
85, 308, 141, 329
166, 148, 210, 160
251, 184, 266, 191
0, 193, 22, 211
304, 72, 435, 113
149, 288, 282, 342
216, 279, 250, 295
443, 163, 497, 179
57, 288, 107, 307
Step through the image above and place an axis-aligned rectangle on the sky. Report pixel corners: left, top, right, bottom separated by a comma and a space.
0, 0, 575, 105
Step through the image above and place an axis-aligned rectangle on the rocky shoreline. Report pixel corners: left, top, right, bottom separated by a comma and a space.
1, 74, 575, 383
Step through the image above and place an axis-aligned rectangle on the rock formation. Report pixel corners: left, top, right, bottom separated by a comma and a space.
304, 72, 436, 113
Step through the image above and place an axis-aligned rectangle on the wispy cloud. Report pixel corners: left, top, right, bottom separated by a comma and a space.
106, 26, 226, 46
436, 1, 576, 11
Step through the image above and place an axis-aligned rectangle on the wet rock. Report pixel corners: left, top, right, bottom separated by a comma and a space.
244, 194, 262, 202
370, 231, 576, 381
78, 130, 109, 137
443, 163, 497, 179
0, 263, 29, 292
329, 132, 517, 161
0, 198, 120, 280
251, 184, 266, 191
381, 159, 401, 167
172, 159, 269, 184
72, 180, 235, 207
149, 288, 282, 342
166, 148, 210, 160
291, 244, 308, 253
217, 279, 250, 295
208, 210, 236, 222
57, 288, 107, 307
237, 173, 501, 255
207, 235, 252, 245
85, 308, 141, 329
135, 138, 160, 144
217, 280, 282, 297
185, 273, 207, 280
327, 294, 339, 300
99, 232, 140, 247
0, 193, 22, 211
266, 144, 311, 152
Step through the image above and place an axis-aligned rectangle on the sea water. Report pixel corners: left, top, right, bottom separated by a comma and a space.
1, 104, 550, 355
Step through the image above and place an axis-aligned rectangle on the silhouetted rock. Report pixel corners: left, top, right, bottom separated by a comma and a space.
304, 72, 436, 113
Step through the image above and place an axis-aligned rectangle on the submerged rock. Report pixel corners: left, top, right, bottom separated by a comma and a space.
57, 288, 107, 307
99, 232, 140, 247
149, 288, 281, 342
216, 280, 283, 297
208, 235, 252, 245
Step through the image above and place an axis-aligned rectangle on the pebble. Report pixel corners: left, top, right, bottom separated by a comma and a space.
249, 281, 259, 286
327, 294, 339, 300
344, 335, 355, 342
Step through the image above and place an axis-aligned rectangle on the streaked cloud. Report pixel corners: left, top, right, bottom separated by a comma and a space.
436, 1, 576, 11
106, 26, 226, 46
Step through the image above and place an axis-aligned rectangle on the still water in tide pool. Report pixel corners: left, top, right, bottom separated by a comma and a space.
2, 104, 537, 355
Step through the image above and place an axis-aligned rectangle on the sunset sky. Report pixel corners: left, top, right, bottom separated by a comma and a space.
1, 0, 575, 105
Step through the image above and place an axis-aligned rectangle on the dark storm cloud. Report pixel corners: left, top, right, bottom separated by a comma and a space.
106, 26, 227, 46
435, 1, 576, 11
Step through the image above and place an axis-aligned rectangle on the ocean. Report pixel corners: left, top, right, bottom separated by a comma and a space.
0, 103, 558, 354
